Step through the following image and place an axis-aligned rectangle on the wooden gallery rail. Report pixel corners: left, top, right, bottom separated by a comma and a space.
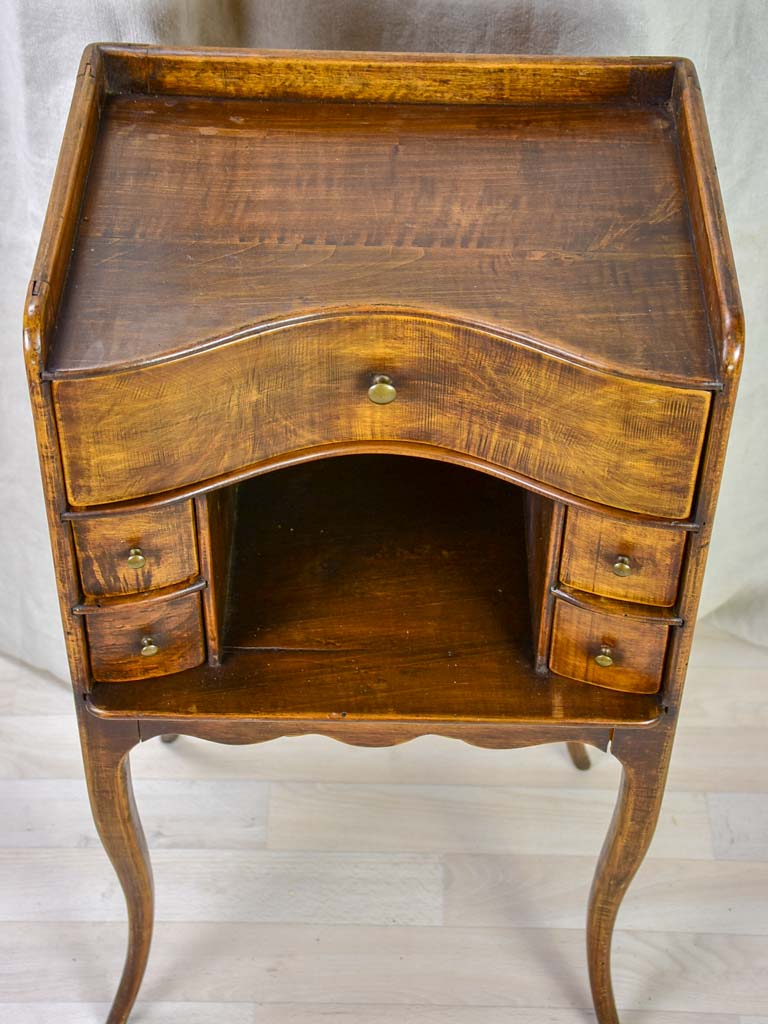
24, 45, 743, 1023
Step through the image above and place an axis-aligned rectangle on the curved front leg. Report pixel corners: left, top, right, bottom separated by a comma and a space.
77, 709, 153, 1024
566, 741, 591, 771
587, 722, 676, 1024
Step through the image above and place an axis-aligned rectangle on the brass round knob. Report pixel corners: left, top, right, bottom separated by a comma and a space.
612, 555, 632, 577
594, 644, 614, 668
127, 547, 146, 569
368, 374, 397, 405
140, 636, 159, 657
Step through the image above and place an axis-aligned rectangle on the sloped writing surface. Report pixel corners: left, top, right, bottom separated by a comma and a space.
48, 95, 715, 385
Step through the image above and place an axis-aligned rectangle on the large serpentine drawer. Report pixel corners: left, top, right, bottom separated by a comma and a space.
52, 315, 710, 515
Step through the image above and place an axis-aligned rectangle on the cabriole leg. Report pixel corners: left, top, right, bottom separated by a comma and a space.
77, 708, 153, 1024
566, 741, 591, 771
587, 722, 675, 1024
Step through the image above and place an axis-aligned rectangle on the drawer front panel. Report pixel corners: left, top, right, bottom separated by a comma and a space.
73, 502, 199, 597
550, 598, 668, 694
560, 507, 686, 607
53, 314, 710, 516
85, 591, 205, 682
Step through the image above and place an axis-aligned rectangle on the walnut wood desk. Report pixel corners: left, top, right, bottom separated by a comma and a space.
24, 45, 743, 1024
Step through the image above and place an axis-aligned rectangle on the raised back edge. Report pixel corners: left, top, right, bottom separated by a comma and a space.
99, 44, 678, 105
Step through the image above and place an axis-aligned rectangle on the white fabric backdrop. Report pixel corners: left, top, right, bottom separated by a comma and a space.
1, 0, 766, 678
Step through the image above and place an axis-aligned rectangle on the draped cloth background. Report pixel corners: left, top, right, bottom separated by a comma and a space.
1, 1, 765, 678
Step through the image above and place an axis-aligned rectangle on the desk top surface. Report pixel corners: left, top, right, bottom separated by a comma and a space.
45, 55, 720, 385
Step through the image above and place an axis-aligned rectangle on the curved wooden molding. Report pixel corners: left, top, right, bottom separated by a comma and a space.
551, 585, 684, 626
128, 712, 619, 752
42, 307, 721, 388
61, 438, 701, 531
72, 576, 206, 615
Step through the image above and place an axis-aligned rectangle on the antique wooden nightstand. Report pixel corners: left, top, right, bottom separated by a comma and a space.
24, 45, 742, 1024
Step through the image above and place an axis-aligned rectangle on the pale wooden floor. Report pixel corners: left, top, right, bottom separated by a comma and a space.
1, 624, 767, 1023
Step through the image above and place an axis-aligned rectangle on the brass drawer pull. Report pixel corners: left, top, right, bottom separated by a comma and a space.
612, 555, 632, 577
140, 636, 159, 657
594, 644, 614, 668
368, 374, 397, 405
127, 547, 146, 569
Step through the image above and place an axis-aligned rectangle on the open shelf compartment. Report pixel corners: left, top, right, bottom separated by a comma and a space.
89, 456, 661, 727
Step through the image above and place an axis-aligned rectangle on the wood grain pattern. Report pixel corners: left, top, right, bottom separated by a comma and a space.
444, 853, 768, 933
551, 586, 681, 626
7, 919, 768, 1013
76, 709, 151, 1024
52, 315, 710, 515
104, 46, 680, 105
0, 777, 269, 850
0, 848, 442, 925
673, 60, 744, 374
21, 44, 745, 1024
550, 598, 669, 694
524, 492, 565, 674
86, 457, 658, 727
3, 626, 767, 1018
73, 501, 198, 597
588, 724, 677, 1024
48, 91, 715, 386
266, 775, 710, 859
0, 1006, 259, 1024
195, 488, 237, 666
559, 506, 686, 607
56, 438, 705, 529
85, 591, 205, 682
4, 919, 768, 1012
651, 61, 745, 720
5, 670, 768, 795
24, 46, 104, 375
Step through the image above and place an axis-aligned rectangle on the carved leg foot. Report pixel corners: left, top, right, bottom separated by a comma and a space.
566, 741, 591, 771
161, 733, 179, 744
78, 709, 153, 1024
587, 723, 675, 1024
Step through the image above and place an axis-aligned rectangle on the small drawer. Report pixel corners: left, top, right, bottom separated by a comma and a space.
85, 590, 205, 682
549, 598, 668, 694
73, 502, 198, 598
559, 507, 685, 607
